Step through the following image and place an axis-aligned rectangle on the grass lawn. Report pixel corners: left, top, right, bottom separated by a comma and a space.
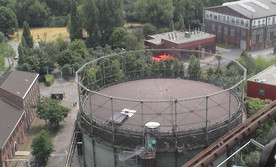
11, 27, 70, 43
18, 117, 57, 152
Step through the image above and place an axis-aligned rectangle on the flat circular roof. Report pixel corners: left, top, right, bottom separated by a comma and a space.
84, 79, 239, 132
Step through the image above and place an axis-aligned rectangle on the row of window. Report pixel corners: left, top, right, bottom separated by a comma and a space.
211, 24, 247, 38
205, 10, 250, 29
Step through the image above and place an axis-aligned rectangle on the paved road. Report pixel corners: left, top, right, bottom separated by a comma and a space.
40, 76, 79, 167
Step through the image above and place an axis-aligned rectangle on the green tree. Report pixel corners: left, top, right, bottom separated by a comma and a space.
243, 151, 261, 167
177, 15, 185, 31
143, 23, 157, 37
33, 97, 70, 127
125, 33, 144, 51
108, 27, 127, 49
0, 32, 7, 43
0, 42, 16, 66
31, 130, 54, 166
134, 0, 174, 27
0, 6, 18, 37
68, 0, 83, 41
244, 98, 267, 118
237, 51, 255, 75
188, 55, 201, 79
80, 0, 99, 47
22, 21, 33, 49
58, 49, 83, 67
254, 55, 274, 73
170, 20, 175, 31
0, 54, 5, 71
56, 35, 68, 52
69, 39, 88, 59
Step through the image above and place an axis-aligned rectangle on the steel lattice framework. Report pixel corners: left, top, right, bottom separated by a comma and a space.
76, 49, 246, 152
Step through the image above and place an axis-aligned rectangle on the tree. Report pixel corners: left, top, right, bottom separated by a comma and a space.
0, 6, 18, 37
69, 39, 89, 59
31, 130, 54, 166
134, 0, 174, 27
0, 32, 7, 43
254, 55, 274, 74
177, 15, 185, 31
188, 55, 201, 79
108, 27, 127, 49
80, 0, 99, 47
143, 23, 157, 37
244, 98, 268, 118
56, 35, 68, 52
68, 0, 83, 41
125, 33, 144, 51
33, 97, 70, 127
0, 53, 5, 71
58, 49, 83, 67
274, 45, 276, 54
22, 21, 33, 49
0, 42, 16, 66
170, 20, 175, 31
237, 51, 255, 75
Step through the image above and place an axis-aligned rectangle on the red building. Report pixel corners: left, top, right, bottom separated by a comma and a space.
144, 31, 216, 59
204, 0, 276, 51
247, 65, 276, 100
0, 70, 39, 167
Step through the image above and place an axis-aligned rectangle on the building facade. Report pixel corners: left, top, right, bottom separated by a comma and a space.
247, 65, 276, 100
0, 70, 39, 167
144, 31, 216, 59
204, 0, 276, 51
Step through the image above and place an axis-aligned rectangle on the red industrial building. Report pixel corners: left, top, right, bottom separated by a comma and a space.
247, 65, 276, 100
204, 0, 276, 51
0, 70, 39, 167
144, 30, 216, 59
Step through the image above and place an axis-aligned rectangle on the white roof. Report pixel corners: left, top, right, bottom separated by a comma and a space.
145, 122, 160, 129
248, 65, 276, 86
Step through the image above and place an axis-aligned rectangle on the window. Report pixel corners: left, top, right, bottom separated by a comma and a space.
231, 29, 235, 37
241, 19, 245, 26
223, 15, 226, 22
252, 30, 256, 44
218, 15, 221, 21
224, 27, 228, 35
236, 18, 240, 25
259, 88, 265, 96
259, 29, 263, 43
267, 28, 271, 41
242, 31, 246, 37
231, 18, 235, 24
218, 25, 221, 33
211, 24, 215, 32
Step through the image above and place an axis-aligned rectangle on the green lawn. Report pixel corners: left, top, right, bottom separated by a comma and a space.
216, 42, 234, 49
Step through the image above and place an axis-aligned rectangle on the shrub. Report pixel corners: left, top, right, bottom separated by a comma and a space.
45, 74, 54, 86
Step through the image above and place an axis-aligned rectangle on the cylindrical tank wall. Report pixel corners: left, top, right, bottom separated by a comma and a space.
83, 133, 203, 167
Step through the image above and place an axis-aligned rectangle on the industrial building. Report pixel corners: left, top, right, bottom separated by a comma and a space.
204, 0, 276, 51
0, 70, 39, 167
247, 65, 276, 100
144, 31, 216, 59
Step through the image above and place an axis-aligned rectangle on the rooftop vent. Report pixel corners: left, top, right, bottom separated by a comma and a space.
25, 79, 29, 82
16, 92, 20, 94
185, 32, 191, 38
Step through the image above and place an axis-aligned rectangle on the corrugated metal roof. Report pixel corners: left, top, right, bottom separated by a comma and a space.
0, 70, 39, 99
222, 0, 276, 19
0, 98, 24, 149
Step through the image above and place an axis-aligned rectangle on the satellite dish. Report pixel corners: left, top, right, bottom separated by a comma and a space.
145, 122, 160, 129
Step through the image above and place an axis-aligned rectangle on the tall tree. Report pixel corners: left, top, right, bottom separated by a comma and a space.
170, 20, 175, 31
108, 27, 127, 49
81, 0, 99, 47
188, 55, 201, 79
33, 97, 70, 127
0, 6, 18, 37
22, 21, 33, 49
177, 15, 185, 31
0, 42, 16, 66
68, 0, 83, 41
134, 0, 174, 27
31, 130, 54, 166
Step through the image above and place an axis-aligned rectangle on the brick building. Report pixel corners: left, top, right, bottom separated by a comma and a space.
0, 70, 39, 167
144, 30, 216, 59
204, 0, 276, 51
247, 65, 276, 100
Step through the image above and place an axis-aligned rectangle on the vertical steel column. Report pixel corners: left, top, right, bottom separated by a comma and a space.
229, 90, 232, 131
141, 101, 144, 146
103, 59, 106, 86
111, 97, 117, 167
174, 100, 178, 167
89, 95, 93, 135
205, 96, 209, 144
111, 98, 115, 145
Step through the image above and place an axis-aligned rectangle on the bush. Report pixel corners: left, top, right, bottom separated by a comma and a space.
45, 74, 55, 86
